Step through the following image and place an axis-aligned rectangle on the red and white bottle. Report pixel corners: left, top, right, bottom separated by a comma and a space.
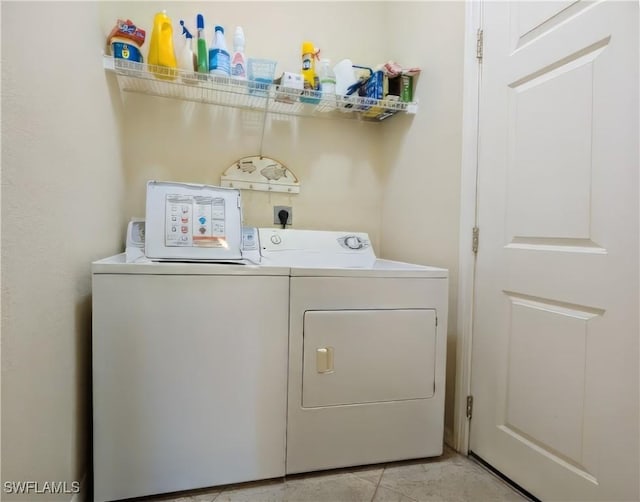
230, 26, 247, 79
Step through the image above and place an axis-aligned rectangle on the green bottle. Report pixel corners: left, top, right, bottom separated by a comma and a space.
196, 14, 208, 73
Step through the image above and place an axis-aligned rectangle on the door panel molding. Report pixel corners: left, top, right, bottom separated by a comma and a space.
497, 425, 598, 484
512, 1, 602, 53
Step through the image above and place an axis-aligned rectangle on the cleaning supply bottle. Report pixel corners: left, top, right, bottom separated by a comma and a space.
301, 41, 318, 91
318, 58, 337, 110
230, 26, 247, 79
108, 19, 146, 63
147, 10, 177, 80
196, 14, 208, 73
318, 59, 336, 96
177, 20, 196, 72
209, 25, 230, 76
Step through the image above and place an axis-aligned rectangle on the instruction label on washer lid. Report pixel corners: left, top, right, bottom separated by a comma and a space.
165, 194, 227, 248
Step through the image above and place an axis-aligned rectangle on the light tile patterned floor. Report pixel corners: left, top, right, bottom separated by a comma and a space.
130, 448, 528, 502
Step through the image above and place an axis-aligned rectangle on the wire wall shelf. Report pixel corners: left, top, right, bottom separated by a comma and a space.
103, 56, 418, 122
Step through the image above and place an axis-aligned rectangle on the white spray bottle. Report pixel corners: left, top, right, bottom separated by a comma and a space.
178, 20, 196, 72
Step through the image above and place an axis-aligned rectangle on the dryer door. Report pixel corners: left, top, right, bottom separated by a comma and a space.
302, 309, 436, 408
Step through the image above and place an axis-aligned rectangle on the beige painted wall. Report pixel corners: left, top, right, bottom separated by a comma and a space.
379, 1, 465, 441
99, 1, 389, 247
1, 1, 465, 499
1, 2, 125, 499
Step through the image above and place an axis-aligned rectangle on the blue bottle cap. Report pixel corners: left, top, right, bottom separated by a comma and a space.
197, 14, 204, 30
215, 25, 224, 33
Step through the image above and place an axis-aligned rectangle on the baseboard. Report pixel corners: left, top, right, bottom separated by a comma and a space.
70, 472, 87, 502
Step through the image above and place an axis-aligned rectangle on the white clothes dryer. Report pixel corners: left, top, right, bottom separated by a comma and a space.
258, 229, 449, 475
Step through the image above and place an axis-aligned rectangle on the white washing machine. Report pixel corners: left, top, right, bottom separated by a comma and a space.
92, 255, 289, 502
258, 229, 449, 475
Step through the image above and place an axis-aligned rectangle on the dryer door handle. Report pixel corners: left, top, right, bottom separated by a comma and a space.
316, 347, 334, 373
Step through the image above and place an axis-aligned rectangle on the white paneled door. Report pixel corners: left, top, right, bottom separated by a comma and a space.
470, 1, 638, 501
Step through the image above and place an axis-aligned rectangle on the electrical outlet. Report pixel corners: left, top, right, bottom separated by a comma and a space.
273, 206, 293, 226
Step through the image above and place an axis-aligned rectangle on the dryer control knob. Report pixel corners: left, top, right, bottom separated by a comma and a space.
345, 236, 362, 249
270, 234, 282, 245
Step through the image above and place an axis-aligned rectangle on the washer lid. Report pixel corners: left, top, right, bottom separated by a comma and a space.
92, 253, 290, 276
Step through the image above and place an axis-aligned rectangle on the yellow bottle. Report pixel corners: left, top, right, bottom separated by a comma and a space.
148, 10, 177, 80
301, 41, 317, 90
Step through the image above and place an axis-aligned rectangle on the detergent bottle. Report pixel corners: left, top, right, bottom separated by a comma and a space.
108, 19, 145, 63
147, 10, 177, 80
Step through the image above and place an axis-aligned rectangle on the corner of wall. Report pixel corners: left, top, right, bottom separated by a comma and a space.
378, 1, 466, 441
69, 472, 88, 502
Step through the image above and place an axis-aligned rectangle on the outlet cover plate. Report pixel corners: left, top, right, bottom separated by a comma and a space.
273, 206, 293, 225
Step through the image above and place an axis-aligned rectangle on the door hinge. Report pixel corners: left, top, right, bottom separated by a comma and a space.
476, 29, 483, 62
472, 227, 479, 254
466, 395, 474, 419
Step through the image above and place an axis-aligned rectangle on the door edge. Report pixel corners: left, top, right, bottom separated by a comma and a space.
453, 0, 482, 455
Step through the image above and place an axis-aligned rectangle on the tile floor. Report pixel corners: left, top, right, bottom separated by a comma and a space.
131, 448, 529, 502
